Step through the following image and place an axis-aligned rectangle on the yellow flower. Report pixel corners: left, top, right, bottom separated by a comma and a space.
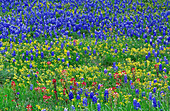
36, 105, 41, 109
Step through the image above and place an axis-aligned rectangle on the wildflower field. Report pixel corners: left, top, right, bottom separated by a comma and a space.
0, 0, 170, 110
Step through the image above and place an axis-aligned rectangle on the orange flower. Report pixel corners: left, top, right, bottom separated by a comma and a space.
109, 28, 112, 31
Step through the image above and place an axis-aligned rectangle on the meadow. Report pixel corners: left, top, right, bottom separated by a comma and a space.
0, 0, 170, 111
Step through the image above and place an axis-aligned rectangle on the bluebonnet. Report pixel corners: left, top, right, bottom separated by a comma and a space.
153, 87, 157, 93
51, 51, 54, 56
70, 85, 73, 90
76, 94, 80, 100
30, 63, 32, 69
154, 79, 157, 83
159, 64, 162, 71
158, 101, 161, 108
97, 103, 101, 111
104, 69, 107, 74
142, 92, 145, 97
71, 105, 75, 111
31, 55, 33, 61
69, 91, 74, 100
135, 89, 139, 95
76, 57, 79, 61
124, 74, 127, 83
30, 84, 33, 91
88, 91, 94, 99
62, 58, 65, 62
133, 99, 138, 110
92, 95, 98, 104
83, 98, 88, 106
152, 97, 157, 107
149, 92, 152, 100
104, 89, 109, 102
41, 52, 44, 59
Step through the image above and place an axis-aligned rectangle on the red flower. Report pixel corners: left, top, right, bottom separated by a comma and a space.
11, 81, 16, 87
114, 72, 120, 79
137, 78, 140, 82
164, 75, 168, 79
81, 82, 86, 86
5, 95, 7, 97
131, 67, 135, 73
74, 82, 78, 86
47, 61, 51, 65
121, 70, 127, 75
73, 40, 77, 43
108, 87, 116, 91
12, 99, 15, 102
116, 82, 120, 86
34, 87, 41, 91
26, 104, 33, 110
155, 64, 159, 69
54, 91, 57, 94
36, 71, 39, 74
60, 79, 64, 82
92, 82, 97, 86
62, 70, 67, 76
71, 78, 75, 82
43, 95, 51, 100
41, 87, 46, 92
52, 79, 56, 83
112, 87, 116, 90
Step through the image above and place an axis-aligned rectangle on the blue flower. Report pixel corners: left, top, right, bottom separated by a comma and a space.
41, 52, 44, 59
133, 99, 138, 110
104, 69, 107, 74
142, 92, 145, 97
97, 103, 101, 111
158, 101, 161, 108
153, 87, 157, 93
69, 91, 74, 101
71, 105, 75, 111
90, 91, 94, 99
83, 98, 88, 106
30, 84, 33, 91
124, 74, 127, 83
159, 64, 162, 71
152, 97, 157, 107
149, 92, 152, 100
76, 94, 80, 100
104, 89, 109, 102
135, 89, 139, 95
92, 95, 98, 104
